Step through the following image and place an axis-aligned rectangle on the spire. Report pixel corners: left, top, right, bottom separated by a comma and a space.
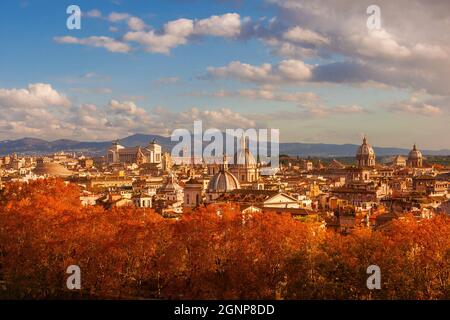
363, 136, 367, 144
413, 143, 417, 151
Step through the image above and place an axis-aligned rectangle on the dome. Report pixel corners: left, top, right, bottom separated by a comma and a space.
207, 171, 240, 193
161, 174, 182, 192
408, 144, 422, 160
356, 137, 375, 157
33, 162, 73, 177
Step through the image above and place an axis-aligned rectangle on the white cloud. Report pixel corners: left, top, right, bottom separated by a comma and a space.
127, 16, 147, 31
0, 83, 70, 109
124, 18, 193, 54
123, 13, 242, 54
351, 29, 411, 59
0, 83, 260, 140
277, 59, 313, 81
54, 36, 131, 53
207, 61, 273, 82
265, 0, 450, 95
194, 13, 241, 37
207, 59, 313, 83
108, 100, 147, 116
283, 26, 329, 46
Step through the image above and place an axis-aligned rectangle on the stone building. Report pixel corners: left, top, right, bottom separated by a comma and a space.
107, 139, 162, 166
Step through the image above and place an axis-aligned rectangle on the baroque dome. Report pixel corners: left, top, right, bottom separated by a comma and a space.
207, 171, 240, 193
408, 144, 422, 160
356, 137, 375, 157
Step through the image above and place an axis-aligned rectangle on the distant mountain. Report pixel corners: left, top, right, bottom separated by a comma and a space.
0, 134, 449, 157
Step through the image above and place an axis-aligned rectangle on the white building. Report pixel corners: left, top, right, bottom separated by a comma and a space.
107, 139, 162, 166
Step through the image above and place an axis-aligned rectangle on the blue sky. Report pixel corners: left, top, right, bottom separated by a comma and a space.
0, 0, 449, 149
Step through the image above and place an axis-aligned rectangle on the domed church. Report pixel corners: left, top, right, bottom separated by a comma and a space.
407, 144, 423, 168
229, 136, 260, 184
356, 136, 376, 168
207, 155, 240, 201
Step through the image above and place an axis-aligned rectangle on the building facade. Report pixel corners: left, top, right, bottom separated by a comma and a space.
107, 139, 162, 166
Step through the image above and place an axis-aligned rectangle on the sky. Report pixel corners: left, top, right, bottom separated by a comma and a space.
0, 0, 449, 149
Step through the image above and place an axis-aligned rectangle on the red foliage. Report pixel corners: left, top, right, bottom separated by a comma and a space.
0, 180, 449, 299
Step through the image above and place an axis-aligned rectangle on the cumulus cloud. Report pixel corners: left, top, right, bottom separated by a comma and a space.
264, 0, 450, 95
0, 83, 70, 109
108, 100, 147, 116
350, 29, 410, 59
54, 3, 450, 97
0, 83, 258, 140
54, 36, 131, 53
283, 26, 329, 46
207, 59, 313, 83
127, 16, 148, 31
124, 13, 241, 54
194, 13, 241, 37
124, 20, 193, 54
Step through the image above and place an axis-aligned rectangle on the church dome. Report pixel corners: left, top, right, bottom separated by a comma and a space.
161, 174, 182, 192
207, 171, 240, 193
33, 162, 72, 177
408, 144, 422, 160
356, 137, 375, 158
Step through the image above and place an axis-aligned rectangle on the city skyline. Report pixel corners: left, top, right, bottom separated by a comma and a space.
1, 0, 449, 150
